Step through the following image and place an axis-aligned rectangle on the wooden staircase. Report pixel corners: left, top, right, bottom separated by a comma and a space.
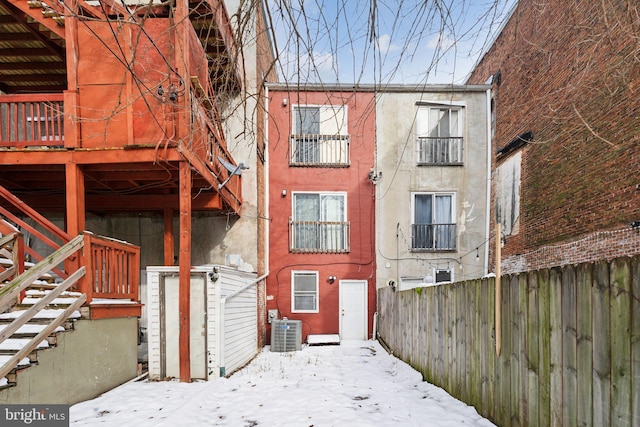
0, 185, 141, 396
26, 0, 65, 26
0, 235, 87, 389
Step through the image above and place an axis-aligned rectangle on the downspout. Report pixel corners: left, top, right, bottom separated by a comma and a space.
265, 84, 270, 282
484, 88, 492, 275
218, 272, 269, 377
218, 83, 272, 378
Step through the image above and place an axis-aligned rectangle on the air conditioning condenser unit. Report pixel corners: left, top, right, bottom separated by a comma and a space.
271, 319, 302, 352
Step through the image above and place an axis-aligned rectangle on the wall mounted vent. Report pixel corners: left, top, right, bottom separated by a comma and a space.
271, 319, 302, 352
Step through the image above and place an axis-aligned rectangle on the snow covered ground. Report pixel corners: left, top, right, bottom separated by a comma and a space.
70, 340, 495, 427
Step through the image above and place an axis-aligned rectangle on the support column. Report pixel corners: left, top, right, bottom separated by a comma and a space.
65, 162, 85, 236
178, 161, 192, 382
65, 162, 85, 282
163, 208, 174, 265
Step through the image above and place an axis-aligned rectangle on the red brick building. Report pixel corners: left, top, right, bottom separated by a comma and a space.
467, 0, 640, 273
265, 85, 376, 343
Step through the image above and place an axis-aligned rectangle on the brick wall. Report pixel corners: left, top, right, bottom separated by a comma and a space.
468, 0, 640, 270
254, 1, 277, 348
502, 226, 640, 274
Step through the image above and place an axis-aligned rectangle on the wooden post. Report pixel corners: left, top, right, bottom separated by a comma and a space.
63, 0, 80, 149
65, 163, 85, 280
163, 208, 174, 265
178, 161, 191, 382
495, 222, 501, 356
65, 163, 86, 236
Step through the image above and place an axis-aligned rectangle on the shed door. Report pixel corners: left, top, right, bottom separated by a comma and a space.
160, 274, 207, 380
339, 280, 368, 340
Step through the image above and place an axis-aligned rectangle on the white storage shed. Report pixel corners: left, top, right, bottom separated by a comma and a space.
146, 265, 259, 380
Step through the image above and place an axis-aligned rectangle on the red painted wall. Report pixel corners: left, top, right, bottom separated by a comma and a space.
266, 88, 376, 343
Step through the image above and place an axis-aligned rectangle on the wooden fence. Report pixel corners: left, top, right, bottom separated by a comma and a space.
376, 255, 640, 427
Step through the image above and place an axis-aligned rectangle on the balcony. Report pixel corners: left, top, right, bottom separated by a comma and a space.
411, 223, 457, 251
290, 221, 350, 253
417, 137, 464, 165
289, 134, 350, 167
0, 95, 64, 148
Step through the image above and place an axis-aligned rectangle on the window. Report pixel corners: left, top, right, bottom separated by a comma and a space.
290, 105, 349, 166
416, 106, 463, 165
291, 192, 349, 253
292, 271, 318, 312
411, 193, 457, 251
434, 268, 453, 283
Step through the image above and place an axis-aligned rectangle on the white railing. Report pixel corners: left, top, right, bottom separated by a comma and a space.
417, 137, 463, 165
290, 221, 350, 253
289, 134, 350, 166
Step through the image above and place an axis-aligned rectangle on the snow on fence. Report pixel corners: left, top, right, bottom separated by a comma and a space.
377, 255, 640, 427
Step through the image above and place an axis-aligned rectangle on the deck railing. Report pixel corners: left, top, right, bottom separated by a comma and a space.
80, 233, 140, 302
0, 185, 140, 304
0, 94, 64, 148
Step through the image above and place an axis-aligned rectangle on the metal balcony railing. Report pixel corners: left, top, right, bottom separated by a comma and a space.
289, 134, 350, 166
290, 221, 350, 253
417, 137, 463, 165
411, 223, 457, 251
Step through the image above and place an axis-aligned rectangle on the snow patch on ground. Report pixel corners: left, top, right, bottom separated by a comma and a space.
71, 340, 494, 427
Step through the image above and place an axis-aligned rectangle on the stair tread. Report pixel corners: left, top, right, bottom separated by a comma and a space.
22, 297, 80, 305
25, 289, 82, 297
0, 338, 49, 351
0, 309, 81, 320
0, 356, 30, 368
0, 323, 65, 335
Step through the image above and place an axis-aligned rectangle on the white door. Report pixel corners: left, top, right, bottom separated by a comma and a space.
339, 280, 368, 340
161, 274, 207, 380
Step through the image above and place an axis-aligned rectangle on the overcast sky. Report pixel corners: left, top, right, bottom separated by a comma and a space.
266, 0, 516, 85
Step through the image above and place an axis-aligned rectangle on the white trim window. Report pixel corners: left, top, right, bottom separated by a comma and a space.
416, 105, 463, 165
290, 105, 349, 166
291, 192, 349, 253
292, 270, 319, 313
411, 192, 457, 251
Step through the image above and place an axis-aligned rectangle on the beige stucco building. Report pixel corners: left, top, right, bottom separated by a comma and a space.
374, 85, 491, 290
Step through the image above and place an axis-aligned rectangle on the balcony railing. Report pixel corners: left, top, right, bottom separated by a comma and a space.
289, 134, 350, 166
290, 221, 350, 253
411, 223, 457, 251
417, 137, 463, 165
0, 94, 64, 148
